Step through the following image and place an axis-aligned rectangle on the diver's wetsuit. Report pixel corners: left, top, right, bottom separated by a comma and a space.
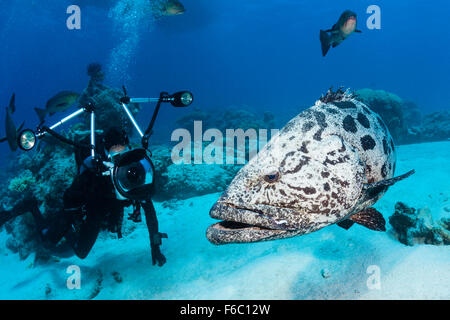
0, 140, 166, 265
40, 153, 166, 264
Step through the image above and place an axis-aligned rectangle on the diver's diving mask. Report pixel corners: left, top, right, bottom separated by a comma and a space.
109, 148, 155, 201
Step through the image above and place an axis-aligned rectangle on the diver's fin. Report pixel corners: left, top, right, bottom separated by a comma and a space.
350, 207, 386, 231
363, 170, 415, 191
9, 93, 15, 113
320, 30, 331, 56
337, 219, 355, 230
34, 107, 47, 123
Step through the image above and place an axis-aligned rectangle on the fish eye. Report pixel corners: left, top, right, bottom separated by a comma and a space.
263, 171, 280, 183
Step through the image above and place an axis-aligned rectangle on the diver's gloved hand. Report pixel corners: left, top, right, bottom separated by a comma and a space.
151, 232, 168, 267
92, 157, 108, 175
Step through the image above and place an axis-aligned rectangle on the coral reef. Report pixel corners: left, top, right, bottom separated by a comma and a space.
150, 143, 241, 201
3, 212, 51, 261
401, 100, 422, 127
0, 140, 77, 261
412, 111, 450, 143
8, 170, 36, 194
355, 89, 408, 143
157, 106, 277, 200
389, 202, 450, 246
78, 63, 141, 137
175, 106, 276, 134
355, 88, 450, 144
161, 163, 237, 200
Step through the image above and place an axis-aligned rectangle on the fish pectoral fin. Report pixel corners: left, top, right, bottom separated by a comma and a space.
350, 207, 386, 231
363, 170, 415, 191
337, 219, 355, 230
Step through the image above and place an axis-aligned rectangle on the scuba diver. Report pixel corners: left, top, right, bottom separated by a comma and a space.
2, 76, 193, 264
0, 127, 167, 265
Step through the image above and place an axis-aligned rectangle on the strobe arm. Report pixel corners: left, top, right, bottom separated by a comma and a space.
119, 87, 167, 150
38, 126, 89, 149
32, 102, 98, 160
119, 86, 193, 150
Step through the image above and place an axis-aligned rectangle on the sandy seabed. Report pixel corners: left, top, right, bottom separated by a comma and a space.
0, 141, 449, 300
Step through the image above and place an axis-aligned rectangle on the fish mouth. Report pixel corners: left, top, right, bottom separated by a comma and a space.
206, 202, 303, 245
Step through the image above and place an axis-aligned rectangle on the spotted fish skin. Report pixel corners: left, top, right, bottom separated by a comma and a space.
207, 89, 404, 245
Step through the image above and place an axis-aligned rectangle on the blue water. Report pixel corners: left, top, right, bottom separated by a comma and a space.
0, 0, 449, 300
1, 1, 449, 154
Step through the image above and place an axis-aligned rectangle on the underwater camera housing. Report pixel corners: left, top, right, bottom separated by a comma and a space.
110, 148, 155, 201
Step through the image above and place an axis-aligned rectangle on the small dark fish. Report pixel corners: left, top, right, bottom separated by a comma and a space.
320, 10, 362, 57
4, 93, 18, 151
153, 0, 185, 17
1, 120, 25, 145
34, 91, 80, 123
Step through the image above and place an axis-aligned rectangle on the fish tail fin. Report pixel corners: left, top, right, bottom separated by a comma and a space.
320, 30, 331, 57
34, 107, 46, 123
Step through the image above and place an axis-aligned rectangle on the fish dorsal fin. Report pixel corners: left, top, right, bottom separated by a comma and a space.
363, 170, 415, 191
350, 207, 386, 231
9, 93, 15, 113
17, 121, 25, 132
